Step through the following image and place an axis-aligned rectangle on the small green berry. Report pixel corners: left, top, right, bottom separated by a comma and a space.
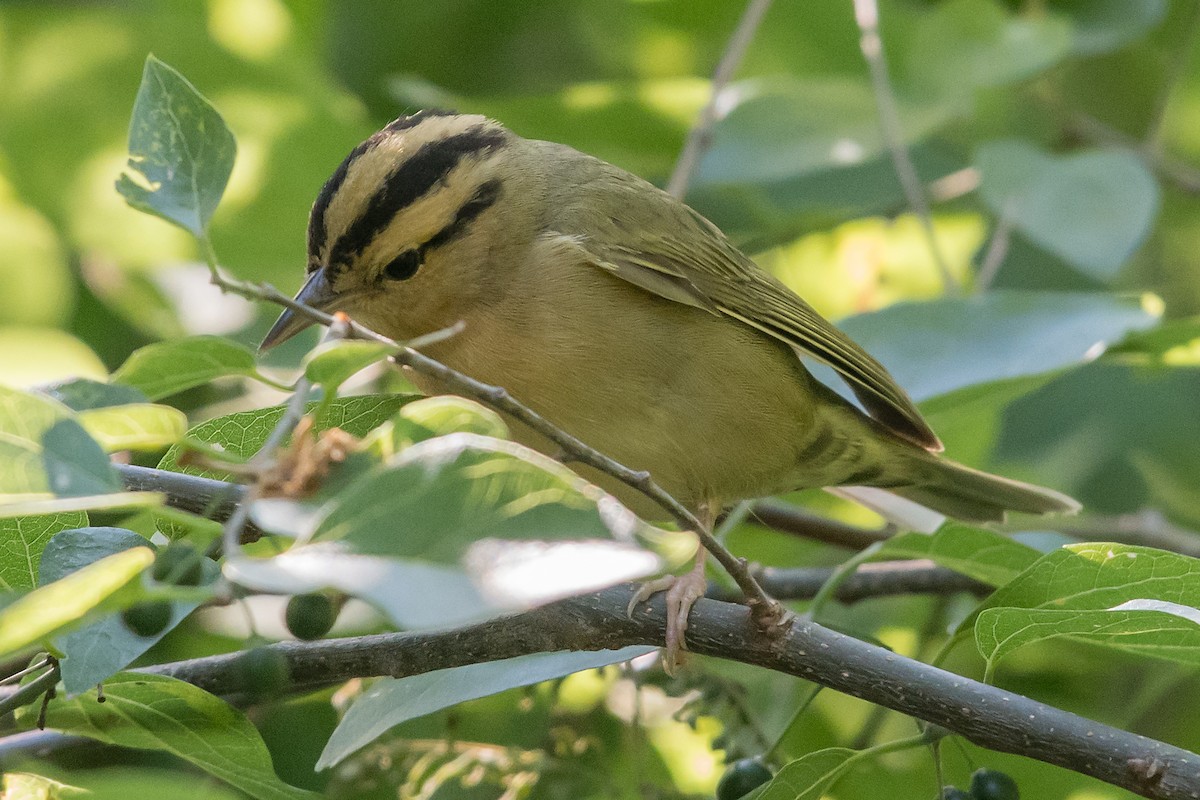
121, 601, 173, 637
716, 758, 773, 800
970, 769, 1020, 800
285, 592, 339, 640
941, 787, 971, 800
235, 646, 290, 700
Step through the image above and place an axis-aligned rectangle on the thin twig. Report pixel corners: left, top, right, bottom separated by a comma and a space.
974, 201, 1016, 292
852, 0, 960, 295
0, 657, 50, 687
0, 664, 58, 719
706, 560, 988, 603
667, 0, 773, 198
748, 500, 893, 550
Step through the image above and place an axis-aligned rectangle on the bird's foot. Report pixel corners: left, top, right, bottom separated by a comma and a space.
627, 553, 708, 674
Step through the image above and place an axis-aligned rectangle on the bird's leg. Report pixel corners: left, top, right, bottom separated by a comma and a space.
627, 504, 715, 673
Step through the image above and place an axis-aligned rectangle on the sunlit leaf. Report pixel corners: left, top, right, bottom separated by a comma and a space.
35, 673, 318, 800
0, 512, 88, 591
0, 386, 73, 496
303, 340, 394, 392
115, 55, 236, 236
317, 647, 654, 769
361, 395, 509, 459
111, 336, 261, 401
78, 403, 188, 451
0, 546, 153, 658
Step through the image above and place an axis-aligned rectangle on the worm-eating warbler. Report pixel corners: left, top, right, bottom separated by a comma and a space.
262, 111, 1078, 656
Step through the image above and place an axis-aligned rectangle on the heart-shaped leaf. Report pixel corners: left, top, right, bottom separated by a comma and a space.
976, 140, 1159, 279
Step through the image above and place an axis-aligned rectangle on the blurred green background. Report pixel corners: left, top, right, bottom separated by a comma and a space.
4, 1, 1200, 797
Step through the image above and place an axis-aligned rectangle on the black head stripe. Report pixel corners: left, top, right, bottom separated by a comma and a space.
423, 179, 503, 252
307, 135, 379, 264
327, 126, 509, 271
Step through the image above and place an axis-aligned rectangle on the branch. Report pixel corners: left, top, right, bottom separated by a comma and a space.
9, 587, 1195, 798
852, 0, 960, 294
707, 560, 988, 603
667, 0, 773, 198
748, 500, 893, 549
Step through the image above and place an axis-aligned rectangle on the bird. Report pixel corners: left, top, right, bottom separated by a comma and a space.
261, 110, 1079, 664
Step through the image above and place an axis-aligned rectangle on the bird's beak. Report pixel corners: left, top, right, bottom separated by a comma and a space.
259, 269, 337, 352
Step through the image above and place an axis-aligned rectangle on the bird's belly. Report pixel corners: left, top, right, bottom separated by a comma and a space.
413, 297, 828, 519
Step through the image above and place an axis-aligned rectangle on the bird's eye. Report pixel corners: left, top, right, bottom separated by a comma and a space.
383, 250, 422, 281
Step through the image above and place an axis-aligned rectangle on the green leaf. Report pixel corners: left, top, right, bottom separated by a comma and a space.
0, 546, 153, 659
905, 0, 1072, 93
994, 363, 1200, 527
976, 603, 1200, 678
0, 773, 88, 799
158, 395, 411, 482
36, 673, 318, 800
39, 527, 208, 695
755, 748, 857, 800
115, 56, 236, 236
697, 76, 962, 186
317, 647, 653, 769
1056, 0, 1168, 55
39, 378, 148, 411
0, 513, 88, 591
361, 395, 509, 459
316, 433, 650, 560
303, 340, 395, 392
874, 524, 1040, 587
111, 336, 260, 401
960, 543, 1200, 657
38, 527, 148, 584
0, 493, 163, 519
226, 546, 490, 629
976, 141, 1160, 279
78, 403, 188, 452
41, 420, 121, 498
0, 386, 73, 497
832, 291, 1159, 402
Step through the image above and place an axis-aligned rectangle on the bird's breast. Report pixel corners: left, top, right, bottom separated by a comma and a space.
407, 253, 833, 518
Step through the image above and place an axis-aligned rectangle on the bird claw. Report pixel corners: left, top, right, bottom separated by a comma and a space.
628, 562, 708, 675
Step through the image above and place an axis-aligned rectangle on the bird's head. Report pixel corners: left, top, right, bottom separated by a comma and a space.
260, 110, 536, 349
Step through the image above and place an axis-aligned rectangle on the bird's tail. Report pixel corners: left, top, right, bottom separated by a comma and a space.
877, 452, 1080, 524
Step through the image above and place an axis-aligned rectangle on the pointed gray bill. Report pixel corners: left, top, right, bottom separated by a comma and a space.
259, 269, 337, 351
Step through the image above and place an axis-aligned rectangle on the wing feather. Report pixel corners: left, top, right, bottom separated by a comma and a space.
560, 177, 941, 451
